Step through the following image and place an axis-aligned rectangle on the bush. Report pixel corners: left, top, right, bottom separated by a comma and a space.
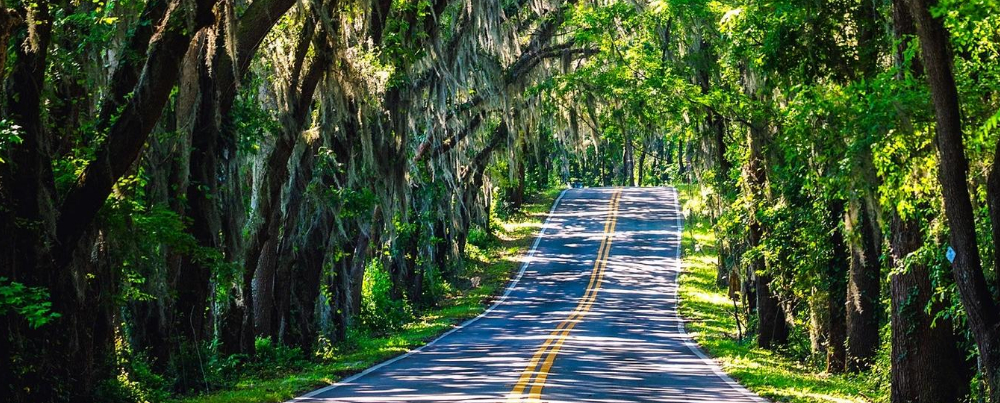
200, 338, 307, 391
93, 351, 169, 403
358, 261, 413, 335
864, 324, 892, 403
467, 225, 496, 249
248, 337, 306, 377
494, 185, 521, 219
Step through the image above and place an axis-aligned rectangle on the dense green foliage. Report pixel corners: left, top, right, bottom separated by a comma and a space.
2, 0, 1000, 401
549, 0, 1000, 400
679, 187, 880, 402
168, 189, 564, 403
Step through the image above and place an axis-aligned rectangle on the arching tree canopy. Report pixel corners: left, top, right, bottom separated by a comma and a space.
1, 0, 1000, 401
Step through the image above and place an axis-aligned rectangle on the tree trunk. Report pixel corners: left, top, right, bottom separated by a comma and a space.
755, 270, 789, 348
176, 26, 227, 349
677, 138, 685, 177
624, 136, 635, 186
827, 200, 849, 373
286, 203, 335, 349
843, 0, 885, 373
0, 4, 76, 400
890, 213, 970, 403
809, 295, 828, 356
511, 139, 528, 209
181, 0, 297, 354
272, 138, 322, 344
211, 0, 297, 355
745, 121, 788, 349
597, 141, 608, 186
989, 144, 1000, 297
844, 197, 881, 372
637, 141, 647, 186
905, 0, 1000, 399
245, 26, 327, 339
253, 236, 280, 339
56, 0, 218, 265
712, 112, 730, 286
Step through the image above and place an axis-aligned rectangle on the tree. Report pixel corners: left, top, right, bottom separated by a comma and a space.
904, 0, 1000, 399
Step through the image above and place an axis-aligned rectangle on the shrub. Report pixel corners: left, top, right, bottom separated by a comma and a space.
358, 261, 413, 335
467, 225, 496, 249
93, 350, 169, 403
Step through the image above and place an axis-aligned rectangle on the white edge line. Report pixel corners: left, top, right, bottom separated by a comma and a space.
669, 186, 769, 403
290, 188, 570, 401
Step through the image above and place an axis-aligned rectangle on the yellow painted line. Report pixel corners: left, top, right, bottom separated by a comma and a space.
526, 192, 620, 400
507, 192, 616, 401
507, 189, 622, 402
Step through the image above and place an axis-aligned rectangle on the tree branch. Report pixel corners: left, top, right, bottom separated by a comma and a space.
55, 0, 219, 266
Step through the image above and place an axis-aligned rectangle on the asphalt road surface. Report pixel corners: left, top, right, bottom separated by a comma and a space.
293, 187, 764, 403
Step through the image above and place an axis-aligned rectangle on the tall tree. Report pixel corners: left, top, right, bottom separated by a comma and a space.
904, 0, 1000, 399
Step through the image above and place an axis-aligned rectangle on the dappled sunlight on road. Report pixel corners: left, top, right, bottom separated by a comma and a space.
293, 187, 762, 403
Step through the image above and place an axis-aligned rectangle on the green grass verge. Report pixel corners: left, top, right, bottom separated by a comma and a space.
675, 184, 883, 403
172, 187, 565, 403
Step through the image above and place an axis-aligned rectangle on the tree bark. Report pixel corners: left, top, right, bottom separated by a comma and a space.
677, 138, 686, 177
0, 4, 58, 400
176, 26, 227, 349
637, 141, 647, 186
745, 121, 788, 349
246, 23, 327, 340
844, 197, 881, 372
989, 143, 1000, 298
755, 271, 789, 348
186, 0, 297, 354
56, 0, 218, 266
827, 200, 849, 373
625, 137, 635, 186
905, 0, 1000, 399
890, 213, 970, 403
842, 0, 885, 373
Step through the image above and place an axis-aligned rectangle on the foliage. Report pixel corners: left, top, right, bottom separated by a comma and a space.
0, 119, 23, 164
0, 277, 60, 329
678, 196, 884, 402
5, 0, 1000, 399
171, 188, 563, 403
467, 224, 496, 249
94, 350, 170, 403
359, 261, 413, 335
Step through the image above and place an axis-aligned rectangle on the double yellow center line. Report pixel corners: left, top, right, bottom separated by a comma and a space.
507, 188, 623, 402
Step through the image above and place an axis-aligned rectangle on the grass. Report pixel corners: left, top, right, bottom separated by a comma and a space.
675, 184, 883, 403
177, 183, 879, 403
172, 187, 565, 403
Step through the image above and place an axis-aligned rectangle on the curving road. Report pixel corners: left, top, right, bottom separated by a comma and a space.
292, 187, 764, 403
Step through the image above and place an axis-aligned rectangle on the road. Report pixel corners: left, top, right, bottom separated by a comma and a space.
293, 187, 764, 403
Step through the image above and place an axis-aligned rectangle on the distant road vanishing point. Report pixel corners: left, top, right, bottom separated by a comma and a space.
291, 187, 765, 403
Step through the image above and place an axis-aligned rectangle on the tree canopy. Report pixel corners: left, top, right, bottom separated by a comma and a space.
1, 0, 1000, 401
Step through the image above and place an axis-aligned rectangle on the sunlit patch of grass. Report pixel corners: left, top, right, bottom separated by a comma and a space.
676, 187, 878, 403
173, 188, 564, 403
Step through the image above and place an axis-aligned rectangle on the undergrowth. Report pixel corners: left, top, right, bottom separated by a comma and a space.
675, 183, 888, 403
168, 187, 564, 403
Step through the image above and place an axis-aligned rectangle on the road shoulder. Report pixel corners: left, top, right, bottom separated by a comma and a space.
171, 188, 566, 403
675, 185, 878, 403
